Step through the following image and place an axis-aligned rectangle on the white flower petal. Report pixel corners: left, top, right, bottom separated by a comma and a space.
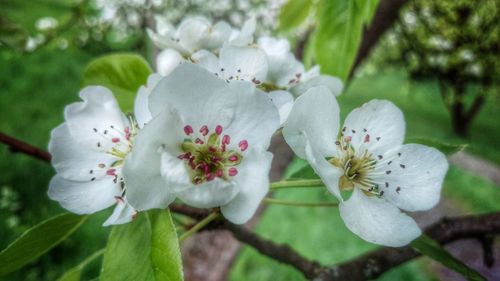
200, 21, 232, 50
160, 151, 192, 192
373, 144, 448, 212
219, 45, 268, 83
290, 75, 344, 97
258, 36, 291, 57
273, 57, 305, 88
134, 73, 163, 128
64, 86, 128, 152
191, 49, 221, 74
48, 123, 117, 181
222, 81, 280, 150
102, 198, 136, 226
257, 37, 293, 84
283, 86, 340, 158
177, 17, 211, 52
123, 107, 184, 211
342, 100, 405, 157
221, 150, 272, 224
177, 179, 239, 208
149, 63, 235, 131
268, 90, 294, 126
154, 16, 175, 36
228, 17, 256, 46
156, 49, 184, 77
48, 175, 121, 214
304, 136, 343, 201
147, 28, 188, 55
339, 188, 422, 247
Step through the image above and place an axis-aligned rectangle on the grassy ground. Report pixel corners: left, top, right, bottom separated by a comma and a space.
229, 70, 500, 280
0, 50, 499, 280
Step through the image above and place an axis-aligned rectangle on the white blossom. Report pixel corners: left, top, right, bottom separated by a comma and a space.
147, 16, 233, 56
123, 63, 280, 224
48, 74, 161, 226
283, 88, 448, 247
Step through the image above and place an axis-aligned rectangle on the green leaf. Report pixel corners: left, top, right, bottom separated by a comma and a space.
411, 235, 486, 281
100, 210, 183, 281
57, 249, 104, 281
82, 53, 152, 113
0, 213, 87, 276
313, 0, 379, 81
278, 0, 313, 32
406, 137, 467, 155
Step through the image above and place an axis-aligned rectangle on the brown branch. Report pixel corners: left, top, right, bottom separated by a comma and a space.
349, 0, 408, 79
0, 132, 51, 162
317, 213, 500, 281
3, 130, 499, 280
195, 212, 500, 281
223, 222, 322, 279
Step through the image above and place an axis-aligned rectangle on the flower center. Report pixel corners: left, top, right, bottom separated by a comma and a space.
329, 136, 381, 197
178, 124, 247, 185
89, 114, 139, 186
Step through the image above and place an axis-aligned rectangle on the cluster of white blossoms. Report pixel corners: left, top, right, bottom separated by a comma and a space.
48, 16, 448, 247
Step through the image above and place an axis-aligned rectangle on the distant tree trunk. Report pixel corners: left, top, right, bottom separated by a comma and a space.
447, 81, 485, 137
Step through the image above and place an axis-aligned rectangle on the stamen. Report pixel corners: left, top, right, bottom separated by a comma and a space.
215, 125, 223, 135
216, 170, 223, 177
184, 125, 194, 135
364, 134, 370, 143
112, 138, 120, 143
228, 168, 238, 176
222, 135, 230, 145
199, 125, 209, 136
239, 140, 248, 151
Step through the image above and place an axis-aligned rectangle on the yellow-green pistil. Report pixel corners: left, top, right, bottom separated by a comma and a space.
329, 136, 381, 197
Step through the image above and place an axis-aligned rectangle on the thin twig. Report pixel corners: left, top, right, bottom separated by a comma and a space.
263, 198, 338, 207
270, 179, 324, 190
0, 132, 51, 162
179, 212, 220, 242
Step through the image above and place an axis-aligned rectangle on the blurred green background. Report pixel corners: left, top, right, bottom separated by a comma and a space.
1, 0, 499, 280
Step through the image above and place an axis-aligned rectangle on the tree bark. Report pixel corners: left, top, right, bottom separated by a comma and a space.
449, 82, 485, 137
349, 0, 408, 79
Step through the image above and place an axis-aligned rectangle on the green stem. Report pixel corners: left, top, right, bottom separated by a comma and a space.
263, 198, 338, 207
179, 212, 220, 241
270, 179, 324, 190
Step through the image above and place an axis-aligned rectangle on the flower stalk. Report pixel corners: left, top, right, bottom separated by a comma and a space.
270, 179, 324, 190
179, 212, 220, 242
263, 198, 338, 207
